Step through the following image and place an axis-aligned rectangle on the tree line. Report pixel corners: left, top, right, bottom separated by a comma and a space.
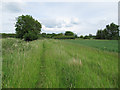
39, 31, 77, 39
1, 15, 119, 41
96, 23, 119, 40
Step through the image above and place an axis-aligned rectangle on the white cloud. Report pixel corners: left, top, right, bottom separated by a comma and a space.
2, 0, 26, 13
41, 17, 95, 36
2, 0, 119, 2
2, 0, 26, 3
3, 2, 22, 13
1, 2, 118, 35
40, 17, 80, 29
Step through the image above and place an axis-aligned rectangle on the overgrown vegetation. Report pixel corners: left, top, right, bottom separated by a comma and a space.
2, 38, 118, 88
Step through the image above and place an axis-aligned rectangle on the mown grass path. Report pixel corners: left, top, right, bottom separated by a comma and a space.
36, 41, 46, 88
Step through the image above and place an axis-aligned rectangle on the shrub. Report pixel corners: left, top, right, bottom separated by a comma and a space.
65, 31, 74, 36
23, 32, 38, 41
80, 35, 83, 38
83, 35, 90, 39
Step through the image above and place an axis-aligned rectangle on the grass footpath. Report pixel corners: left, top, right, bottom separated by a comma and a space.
36, 41, 46, 88
2, 38, 118, 88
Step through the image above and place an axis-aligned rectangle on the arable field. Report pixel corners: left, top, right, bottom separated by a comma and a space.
2, 38, 118, 88
64, 39, 118, 52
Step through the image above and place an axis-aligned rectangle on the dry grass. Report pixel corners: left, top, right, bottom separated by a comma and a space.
69, 58, 82, 66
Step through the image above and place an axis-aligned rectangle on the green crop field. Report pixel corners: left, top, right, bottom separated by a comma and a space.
2, 38, 118, 88
63, 39, 118, 52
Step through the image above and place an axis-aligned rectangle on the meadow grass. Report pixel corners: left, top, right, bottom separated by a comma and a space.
2, 38, 44, 88
2, 38, 118, 88
0, 38, 2, 89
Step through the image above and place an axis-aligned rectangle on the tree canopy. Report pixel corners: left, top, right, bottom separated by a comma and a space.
96, 23, 119, 40
15, 15, 42, 41
65, 31, 74, 36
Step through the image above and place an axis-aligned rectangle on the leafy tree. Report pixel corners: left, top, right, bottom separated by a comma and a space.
105, 23, 119, 40
15, 15, 42, 41
89, 34, 92, 38
96, 30, 103, 39
80, 35, 83, 38
57, 33, 64, 36
41, 33, 46, 37
23, 31, 38, 41
51, 33, 57, 37
74, 34, 78, 38
102, 29, 108, 39
83, 35, 90, 39
96, 23, 119, 40
46, 34, 53, 38
65, 31, 74, 36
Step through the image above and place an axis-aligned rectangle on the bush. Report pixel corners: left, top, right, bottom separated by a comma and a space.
80, 35, 83, 38
83, 35, 90, 39
2, 33, 16, 38
65, 31, 74, 36
23, 32, 38, 41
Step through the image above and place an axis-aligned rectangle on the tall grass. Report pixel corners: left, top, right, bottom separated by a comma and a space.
2, 38, 44, 88
2, 38, 118, 88
0, 38, 2, 89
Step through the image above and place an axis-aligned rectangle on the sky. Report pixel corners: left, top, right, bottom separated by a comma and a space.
0, 0, 119, 36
